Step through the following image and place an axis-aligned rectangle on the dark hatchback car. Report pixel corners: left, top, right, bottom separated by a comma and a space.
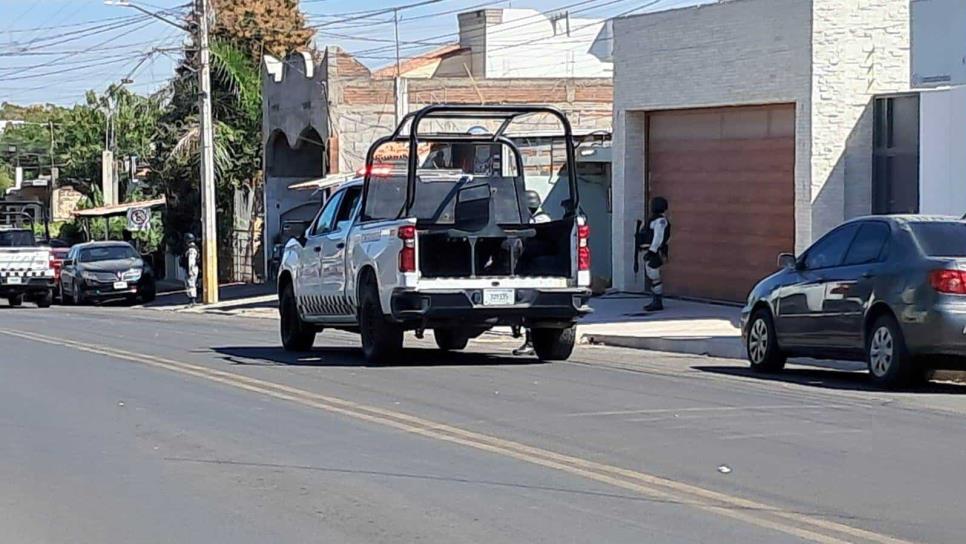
60, 242, 157, 305
741, 216, 966, 388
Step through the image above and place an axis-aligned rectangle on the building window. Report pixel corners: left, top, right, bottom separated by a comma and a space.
872, 94, 920, 214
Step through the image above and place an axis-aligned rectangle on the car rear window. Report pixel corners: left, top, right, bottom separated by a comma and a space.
910, 222, 966, 257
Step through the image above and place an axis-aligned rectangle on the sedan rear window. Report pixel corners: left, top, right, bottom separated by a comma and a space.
910, 222, 966, 257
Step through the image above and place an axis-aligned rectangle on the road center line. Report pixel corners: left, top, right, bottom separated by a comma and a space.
1, 328, 917, 544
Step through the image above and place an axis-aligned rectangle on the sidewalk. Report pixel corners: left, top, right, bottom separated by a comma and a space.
579, 295, 745, 359
142, 281, 276, 315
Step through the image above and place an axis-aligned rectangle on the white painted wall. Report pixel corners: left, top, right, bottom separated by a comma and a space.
912, 0, 966, 88
484, 9, 612, 79
920, 86, 966, 216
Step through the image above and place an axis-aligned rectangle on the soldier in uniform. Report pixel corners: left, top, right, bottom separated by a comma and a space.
641, 197, 670, 312
182, 233, 199, 307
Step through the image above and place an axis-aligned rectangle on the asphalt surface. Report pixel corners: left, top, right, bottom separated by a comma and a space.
3, 304, 966, 543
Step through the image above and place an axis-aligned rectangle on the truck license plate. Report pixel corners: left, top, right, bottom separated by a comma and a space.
482, 288, 514, 306
5, 276, 21, 285
113, 281, 127, 290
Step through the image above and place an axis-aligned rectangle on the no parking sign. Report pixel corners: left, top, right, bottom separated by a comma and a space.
126, 207, 151, 231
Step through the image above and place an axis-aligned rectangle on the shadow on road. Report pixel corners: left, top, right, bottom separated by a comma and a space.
211, 345, 543, 368
695, 365, 966, 395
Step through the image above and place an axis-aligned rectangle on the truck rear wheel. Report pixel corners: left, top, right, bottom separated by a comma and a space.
532, 326, 576, 361
359, 283, 403, 364
8, 294, 22, 307
280, 283, 315, 352
35, 290, 52, 308
434, 329, 469, 351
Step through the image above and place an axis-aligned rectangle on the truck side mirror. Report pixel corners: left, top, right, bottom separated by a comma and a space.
777, 253, 797, 270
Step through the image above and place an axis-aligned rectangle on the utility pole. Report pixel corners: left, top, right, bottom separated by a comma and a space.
48, 121, 55, 226
197, 0, 219, 304
106, 0, 218, 303
393, 8, 403, 125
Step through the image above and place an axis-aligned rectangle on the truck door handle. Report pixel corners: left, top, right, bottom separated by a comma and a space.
336, 242, 345, 249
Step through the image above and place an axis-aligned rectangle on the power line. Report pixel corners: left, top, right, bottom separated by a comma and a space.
311, 0, 454, 30
0, 19, 160, 78
1, 15, 152, 54
345, 0, 604, 59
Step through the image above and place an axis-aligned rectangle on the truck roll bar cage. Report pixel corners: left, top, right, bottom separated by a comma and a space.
361, 104, 580, 222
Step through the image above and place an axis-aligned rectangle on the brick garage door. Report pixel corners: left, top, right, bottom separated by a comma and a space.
646, 105, 795, 302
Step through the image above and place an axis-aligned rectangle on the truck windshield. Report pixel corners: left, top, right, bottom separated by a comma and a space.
0, 230, 36, 247
910, 222, 966, 257
79, 245, 139, 262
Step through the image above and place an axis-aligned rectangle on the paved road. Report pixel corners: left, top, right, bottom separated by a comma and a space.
2, 305, 966, 543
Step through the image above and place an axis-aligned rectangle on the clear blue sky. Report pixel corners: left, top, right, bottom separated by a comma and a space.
0, 0, 701, 106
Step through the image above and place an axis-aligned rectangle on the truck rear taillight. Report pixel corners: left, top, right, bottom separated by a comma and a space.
398, 225, 416, 273
930, 269, 966, 294
577, 224, 591, 272
49, 251, 61, 279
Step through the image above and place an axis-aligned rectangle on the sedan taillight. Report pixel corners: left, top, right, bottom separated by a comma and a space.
930, 269, 966, 294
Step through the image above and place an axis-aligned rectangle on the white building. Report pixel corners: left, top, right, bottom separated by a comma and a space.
0, 120, 25, 132
912, 0, 966, 88
458, 8, 612, 79
611, 0, 911, 301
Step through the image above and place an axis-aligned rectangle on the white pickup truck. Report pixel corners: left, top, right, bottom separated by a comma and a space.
278, 105, 592, 363
0, 227, 55, 308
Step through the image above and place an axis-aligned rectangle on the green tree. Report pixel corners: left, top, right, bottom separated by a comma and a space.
0, 89, 162, 198
0, 164, 12, 194
151, 0, 315, 280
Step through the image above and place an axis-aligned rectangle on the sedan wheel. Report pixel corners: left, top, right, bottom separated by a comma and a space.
866, 315, 916, 389
749, 319, 769, 364
868, 326, 894, 378
746, 310, 785, 373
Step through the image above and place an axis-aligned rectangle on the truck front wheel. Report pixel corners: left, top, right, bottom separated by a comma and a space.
8, 294, 23, 307
359, 283, 403, 364
532, 325, 577, 361
280, 284, 315, 352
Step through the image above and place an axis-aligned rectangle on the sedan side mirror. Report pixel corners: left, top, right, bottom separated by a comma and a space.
777, 253, 797, 270
63, 259, 74, 267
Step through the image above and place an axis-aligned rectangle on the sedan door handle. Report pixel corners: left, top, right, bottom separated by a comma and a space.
313, 246, 321, 253
336, 242, 345, 250
861, 272, 875, 279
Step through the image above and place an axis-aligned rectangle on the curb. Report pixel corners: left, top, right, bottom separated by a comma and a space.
582, 333, 746, 360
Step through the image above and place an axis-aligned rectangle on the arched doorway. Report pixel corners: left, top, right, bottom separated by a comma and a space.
263, 127, 327, 280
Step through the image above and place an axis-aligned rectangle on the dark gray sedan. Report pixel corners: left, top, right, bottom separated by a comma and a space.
741, 215, 966, 388
60, 242, 157, 305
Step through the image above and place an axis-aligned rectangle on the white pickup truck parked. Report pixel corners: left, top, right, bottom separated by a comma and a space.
278, 105, 592, 363
0, 227, 55, 308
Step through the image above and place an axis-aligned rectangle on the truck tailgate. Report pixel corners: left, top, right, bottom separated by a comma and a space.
0, 248, 53, 277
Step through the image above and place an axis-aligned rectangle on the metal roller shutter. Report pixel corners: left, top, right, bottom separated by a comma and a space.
646, 105, 796, 302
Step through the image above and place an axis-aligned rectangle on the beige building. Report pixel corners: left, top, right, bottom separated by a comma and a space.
259, 7, 616, 282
